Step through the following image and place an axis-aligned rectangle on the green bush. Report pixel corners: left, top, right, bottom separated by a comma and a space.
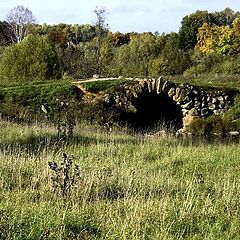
0, 35, 61, 84
211, 56, 240, 75
189, 115, 240, 137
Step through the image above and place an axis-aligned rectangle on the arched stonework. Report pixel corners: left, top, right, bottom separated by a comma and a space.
107, 77, 232, 130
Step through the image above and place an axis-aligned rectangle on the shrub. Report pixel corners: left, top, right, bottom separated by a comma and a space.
188, 115, 240, 137
0, 35, 61, 84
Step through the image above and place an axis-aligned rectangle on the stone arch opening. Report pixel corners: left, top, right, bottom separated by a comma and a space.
119, 91, 183, 132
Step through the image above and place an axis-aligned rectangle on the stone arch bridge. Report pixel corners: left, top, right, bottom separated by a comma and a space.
102, 77, 233, 131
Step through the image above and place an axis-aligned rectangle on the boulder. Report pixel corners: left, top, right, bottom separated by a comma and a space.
178, 89, 190, 102
181, 100, 193, 110
181, 96, 190, 104
182, 109, 189, 117
147, 80, 152, 92
194, 101, 201, 107
130, 87, 139, 98
168, 87, 176, 98
162, 81, 172, 93
151, 79, 156, 92
93, 74, 100, 79
139, 80, 147, 89
156, 77, 164, 94
188, 108, 199, 116
212, 98, 218, 104
175, 87, 181, 98
228, 131, 239, 136
200, 108, 209, 117
216, 96, 224, 101
208, 103, 216, 110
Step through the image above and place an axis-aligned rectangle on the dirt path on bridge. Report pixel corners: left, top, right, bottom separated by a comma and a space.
72, 77, 135, 84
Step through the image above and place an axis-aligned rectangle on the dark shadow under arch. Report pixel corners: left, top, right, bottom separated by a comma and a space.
119, 92, 183, 132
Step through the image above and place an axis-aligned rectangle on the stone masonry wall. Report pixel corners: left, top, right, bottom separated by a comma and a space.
103, 77, 233, 130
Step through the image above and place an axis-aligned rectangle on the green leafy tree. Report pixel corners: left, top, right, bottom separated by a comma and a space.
156, 33, 191, 75
195, 23, 216, 53
0, 35, 60, 83
99, 35, 114, 76
179, 10, 213, 51
212, 8, 238, 26
115, 33, 161, 77
71, 24, 96, 44
109, 31, 130, 47
60, 42, 98, 79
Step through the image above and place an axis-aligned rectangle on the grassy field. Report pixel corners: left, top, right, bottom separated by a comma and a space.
0, 120, 239, 239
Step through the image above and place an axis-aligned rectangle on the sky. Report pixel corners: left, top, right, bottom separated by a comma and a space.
0, 0, 239, 33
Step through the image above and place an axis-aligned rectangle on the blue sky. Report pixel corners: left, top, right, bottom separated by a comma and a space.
0, 0, 239, 33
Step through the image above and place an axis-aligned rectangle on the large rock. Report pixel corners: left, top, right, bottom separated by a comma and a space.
178, 89, 190, 103
156, 77, 164, 94
181, 100, 193, 110
162, 81, 172, 93
208, 103, 216, 110
200, 108, 209, 117
151, 79, 156, 92
188, 108, 199, 116
175, 87, 181, 98
139, 80, 147, 89
194, 101, 201, 107
147, 81, 152, 92
168, 87, 176, 98
133, 84, 143, 96
130, 87, 139, 98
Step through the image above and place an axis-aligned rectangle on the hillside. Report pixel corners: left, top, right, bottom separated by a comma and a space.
0, 76, 240, 135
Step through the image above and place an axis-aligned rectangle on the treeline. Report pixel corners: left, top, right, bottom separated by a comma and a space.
0, 7, 240, 83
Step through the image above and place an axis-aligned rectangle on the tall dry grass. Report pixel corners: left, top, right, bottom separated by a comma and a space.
0, 120, 239, 239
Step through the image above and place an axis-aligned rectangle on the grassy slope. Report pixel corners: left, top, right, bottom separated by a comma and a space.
1, 76, 240, 120
0, 80, 79, 122
169, 75, 240, 91
0, 121, 239, 239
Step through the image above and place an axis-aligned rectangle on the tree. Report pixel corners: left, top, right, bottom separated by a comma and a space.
196, 19, 240, 56
71, 24, 96, 44
93, 6, 108, 75
109, 31, 130, 47
59, 43, 98, 79
114, 33, 161, 77
0, 21, 16, 45
178, 10, 214, 51
195, 23, 216, 53
0, 35, 60, 83
158, 33, 191, 75
6, 5, 36, 43
212, 8, 237, 26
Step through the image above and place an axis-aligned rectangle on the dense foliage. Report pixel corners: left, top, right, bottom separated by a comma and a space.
0, 7, 240, 84
0, 35, 60, 83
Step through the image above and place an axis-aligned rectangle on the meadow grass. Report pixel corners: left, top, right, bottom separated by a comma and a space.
0, 120, 239, 239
